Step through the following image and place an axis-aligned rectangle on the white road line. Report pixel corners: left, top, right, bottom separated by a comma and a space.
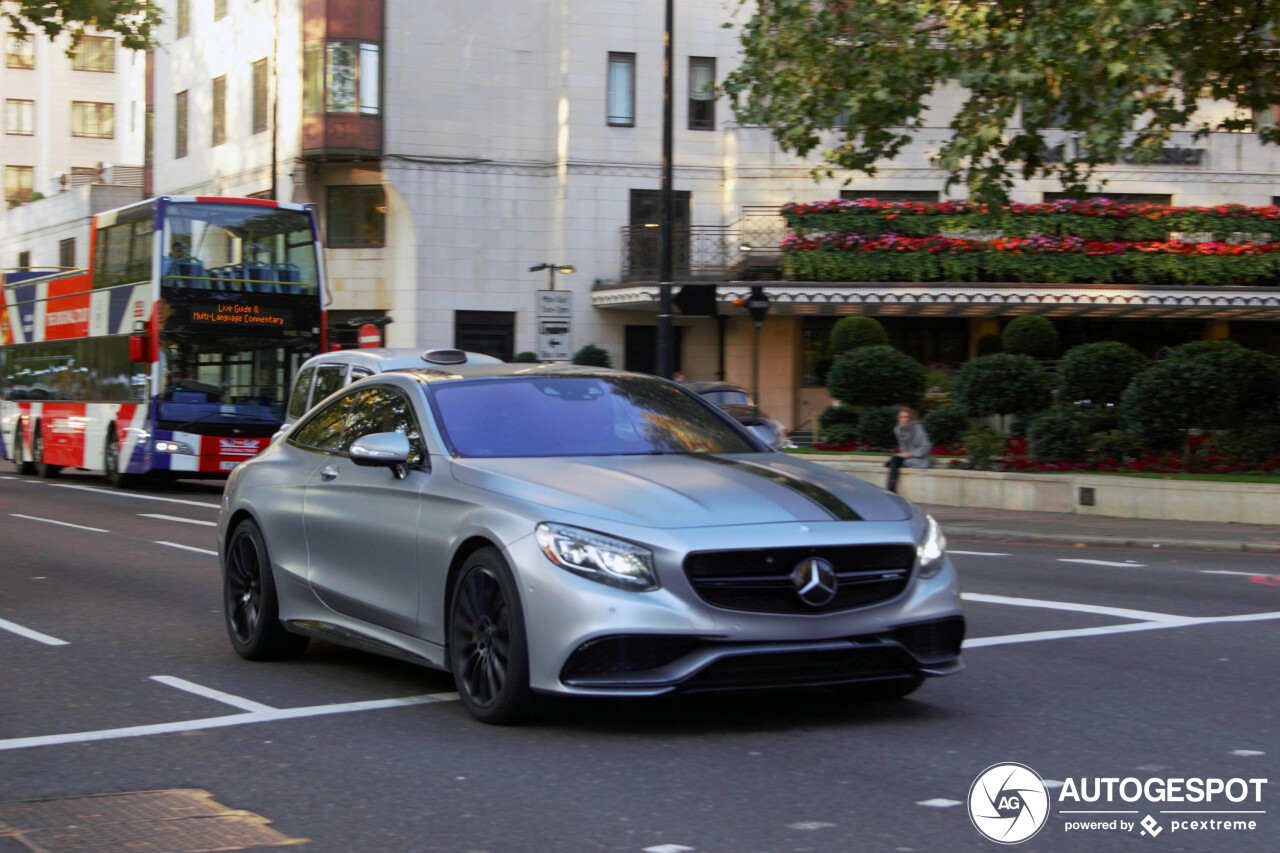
1058, 558, 1147, 568
917, 798, 962, 808
1203, 570, 1264, 577
948, 550, 1011, 557
0, 692, 460, 751
140, 513, 217, 527
0, 617, 69, 646
48, 483, 220, 509
11, 514, 108, 533
155, 541, 218, 556
961, 592, 1178, 623
965, 609, 1280, 649
1, 476, 20, 481
150, 675, 276, 713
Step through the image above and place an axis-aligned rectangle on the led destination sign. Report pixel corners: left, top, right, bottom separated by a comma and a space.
190, 302, 289, 327
162, 292, 308, 335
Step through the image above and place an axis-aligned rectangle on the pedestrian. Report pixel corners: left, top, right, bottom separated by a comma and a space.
885, 406, 930, 493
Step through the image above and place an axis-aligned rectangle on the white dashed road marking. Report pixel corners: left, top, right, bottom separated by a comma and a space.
154, 541, 218, 556
140, 513, 216, 527
11, 514, 108, 533
961, 592, 1175, 623
643, 846, 696, 853
917, 799, 962, 808
49, 482, 220, 508
1058, 558, 1146, 568
948, 550, 1010, 557
151, 675, 276, 713
0, 616, 69, 646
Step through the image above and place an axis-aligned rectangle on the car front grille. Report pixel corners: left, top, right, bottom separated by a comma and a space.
561, 635, 705, 682
683, 544, 916, 614
680, 646, 913, 692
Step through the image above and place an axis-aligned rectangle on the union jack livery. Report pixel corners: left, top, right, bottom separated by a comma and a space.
2, 196, 325, 484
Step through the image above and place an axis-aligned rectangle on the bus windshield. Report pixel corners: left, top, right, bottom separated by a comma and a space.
162, 202, 320, 295
158, 334, 316, 435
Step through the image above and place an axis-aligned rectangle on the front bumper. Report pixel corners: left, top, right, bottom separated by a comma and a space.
505, 519, 965, 697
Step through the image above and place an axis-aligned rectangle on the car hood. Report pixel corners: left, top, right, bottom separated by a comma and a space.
448, 453, 911, 528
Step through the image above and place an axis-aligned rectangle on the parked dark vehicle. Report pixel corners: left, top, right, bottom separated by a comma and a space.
218, 364, 964, 724
681, 381, 793, 449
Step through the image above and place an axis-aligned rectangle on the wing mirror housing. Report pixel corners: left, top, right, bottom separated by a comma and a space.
349, 432, 413, 479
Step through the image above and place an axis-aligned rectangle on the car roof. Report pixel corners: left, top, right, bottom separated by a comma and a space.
393, 363, 650, 384
300, 348, 502, 371
681, 381, 748, 394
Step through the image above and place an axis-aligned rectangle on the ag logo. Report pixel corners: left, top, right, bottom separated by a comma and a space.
968, 762, 1050, 844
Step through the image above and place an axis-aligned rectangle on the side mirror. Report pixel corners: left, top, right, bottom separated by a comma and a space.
747, 423, 783, 449
349, 432, 412, 478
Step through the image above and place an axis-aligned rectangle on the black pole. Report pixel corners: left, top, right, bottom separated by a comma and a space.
656, 0, 675, 378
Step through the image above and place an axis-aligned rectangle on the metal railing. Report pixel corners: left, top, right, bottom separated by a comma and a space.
620, 220, 787, 281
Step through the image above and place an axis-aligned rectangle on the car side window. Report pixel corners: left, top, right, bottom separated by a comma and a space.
290, 390, 357, 452
350, 367, 373, 381
287, 366, 316, 419
311, 364, 347, 408
342, 386, 425, 466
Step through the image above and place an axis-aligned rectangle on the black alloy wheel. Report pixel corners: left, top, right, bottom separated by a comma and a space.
223, 518, 308, 661
13, 429, 35, 475
449, 547, 533, 724
33, 427, 61, 478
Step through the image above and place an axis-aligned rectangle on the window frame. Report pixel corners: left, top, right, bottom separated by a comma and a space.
252, 58, 269, 133
212, 75, 227, 146
688, 56, 715, 131
6, 33, 34, 69
70, 36, 115, 72
175, 90, 189, 158
70, 101, 115, 139
4, 165, 34, 206
176, 0, 190, 38
5, 99, 34, 136
59, 238, 76, 269
326, 185, 387, 248
607, 52, 636, 127
213, 0, 227, 21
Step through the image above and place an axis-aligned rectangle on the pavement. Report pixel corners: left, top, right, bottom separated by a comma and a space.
925, 504, 1280, 554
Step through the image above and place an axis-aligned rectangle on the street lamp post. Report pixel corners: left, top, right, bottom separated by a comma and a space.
529, 263, 575, 291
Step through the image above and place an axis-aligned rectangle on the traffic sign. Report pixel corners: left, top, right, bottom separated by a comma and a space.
357, 323, 381, 348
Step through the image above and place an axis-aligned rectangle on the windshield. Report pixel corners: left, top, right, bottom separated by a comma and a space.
432, 376, 759, 458
162, 202, 319, 295
158, 334, 316, 435
700, 389, 752, 406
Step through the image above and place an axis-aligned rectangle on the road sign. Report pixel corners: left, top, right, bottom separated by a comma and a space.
536, 290, 573, 361
357, 323, 381, 348
746, 286, 770, 323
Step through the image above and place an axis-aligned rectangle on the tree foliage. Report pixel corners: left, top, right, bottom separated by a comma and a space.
952, 353, 1052, 417
1055, 341, 1147, 405
724, 0, 1280, 202
571, 344, 612, 367
826, 344, 925, 408
1001, 315, 1060, 358
829, 315, 889, 356
3, 0, 160, 52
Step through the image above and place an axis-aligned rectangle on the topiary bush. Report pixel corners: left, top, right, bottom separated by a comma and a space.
962, 426, 1006, 470
829, 316, 889, 357
854, 405, 900, 449
571, 344, 612, 367
952, 353, 1053, 421
826, 345, 925, 408
1002, 315, 1061, 358
1027, 408, 1092, 462
513, 351, 539, 363
922, 407, 969, 448
975, 333, 1004, 356
817, 404, 860, 446
1055, 341, 1147, 406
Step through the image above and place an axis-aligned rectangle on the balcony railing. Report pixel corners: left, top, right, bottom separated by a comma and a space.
620, 221, 787, 281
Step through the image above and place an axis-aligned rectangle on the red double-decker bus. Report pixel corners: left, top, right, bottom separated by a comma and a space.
1, 196, 325, 485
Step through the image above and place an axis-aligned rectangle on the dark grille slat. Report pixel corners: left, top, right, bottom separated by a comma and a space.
684, 544, 915, 614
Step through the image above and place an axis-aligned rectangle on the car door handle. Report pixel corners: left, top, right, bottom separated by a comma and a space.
320, 465, 340, 481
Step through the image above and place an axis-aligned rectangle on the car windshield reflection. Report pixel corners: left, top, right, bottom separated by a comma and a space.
432, 376, 758, 458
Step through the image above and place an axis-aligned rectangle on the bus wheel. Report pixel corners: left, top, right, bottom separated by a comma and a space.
104, 430, 136, 489
33, 426, 62, 478
13, 428, 35, 475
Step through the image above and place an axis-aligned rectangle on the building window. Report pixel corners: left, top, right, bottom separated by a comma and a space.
212, 75, 226, 146
839, 190, 942, 203
175, 90, 188, 158
59, 238, 76, 269
70, 36, 115, 72
454, 311, 515, 362
5, 99, 33, 135
214, 0, 227, 21
326, 185, 386, 247
71, 101, 115, 138
252, 58, 269, 133
607, 52, 635, 126
311, 41, 380, 115
6, 33, 33, 69
176, 0, 189, 37
17, 250, 31, 268
688, 56, 715, 131
4, 165, 34, 206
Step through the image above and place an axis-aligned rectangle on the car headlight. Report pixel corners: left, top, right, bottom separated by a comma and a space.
154, 440, 195, 454
535, 522, 658, 591
917, 514, 948, 578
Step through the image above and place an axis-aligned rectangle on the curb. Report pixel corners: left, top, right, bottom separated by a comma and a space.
939, 525, 1280, 554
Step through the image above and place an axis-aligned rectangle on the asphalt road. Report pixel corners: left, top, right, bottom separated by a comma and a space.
1, 467, 1277, 852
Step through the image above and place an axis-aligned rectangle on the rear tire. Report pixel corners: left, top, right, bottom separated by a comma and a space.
448, 547, 534, 724
13, 428, 35, 475
33, 427, 61, 478
104, 429, 136, 488
223, 518, 309, 661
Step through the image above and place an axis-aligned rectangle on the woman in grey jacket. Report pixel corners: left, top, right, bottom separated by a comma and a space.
885, 406, 930, 493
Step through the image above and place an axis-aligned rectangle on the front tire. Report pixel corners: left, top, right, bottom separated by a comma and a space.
33, 427, 61, 478
449, 547, 534, 724
223, 518, 309, 661
13, 428, 35, 475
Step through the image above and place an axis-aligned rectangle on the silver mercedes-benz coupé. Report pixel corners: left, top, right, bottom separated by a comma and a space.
217, 364, 964, 723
